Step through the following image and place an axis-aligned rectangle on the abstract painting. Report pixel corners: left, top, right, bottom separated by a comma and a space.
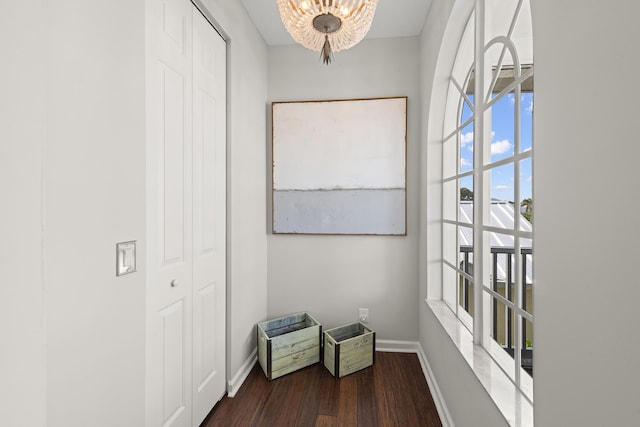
272, 97, 407, 235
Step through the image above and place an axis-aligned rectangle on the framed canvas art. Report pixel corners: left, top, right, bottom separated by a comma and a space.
272, 97, 407, 235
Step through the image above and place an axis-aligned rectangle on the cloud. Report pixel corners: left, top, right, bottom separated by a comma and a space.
460, 158, 472, 168
507, 94, 534, 112
491, 139, 512, 155
526, 97, 534, 113
460, 131, 473, 147
495, 184, 510, 190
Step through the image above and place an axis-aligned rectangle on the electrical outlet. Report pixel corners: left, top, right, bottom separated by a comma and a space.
359, 308, 369, 323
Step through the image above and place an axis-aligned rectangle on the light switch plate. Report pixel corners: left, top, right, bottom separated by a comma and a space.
116, 241, 137, 276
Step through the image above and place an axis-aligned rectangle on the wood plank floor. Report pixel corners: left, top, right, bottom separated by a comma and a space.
201, 352, 443, 427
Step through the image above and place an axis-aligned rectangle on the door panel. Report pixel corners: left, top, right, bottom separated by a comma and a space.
195, 282, 217, 389
146, 1, 193, 427
194, 91, 217, 255
161, 300, 186, 422
192, 7, 226, 426
161, 65, 187, 266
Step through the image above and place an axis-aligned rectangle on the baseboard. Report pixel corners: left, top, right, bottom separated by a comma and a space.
377, 340, 454, 427
376, 339, 422, 353
415, 344, 455, 427
227, 348, 257, 398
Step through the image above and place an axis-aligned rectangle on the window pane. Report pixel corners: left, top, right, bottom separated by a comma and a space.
520, 90, 534, 153
459, 122, 474, 173
459, 225, 473, 255
487, 60, 516, 100
491, 297, 515, 349
459, 176, 474, 224
522, 319, 533, 377
443, 135, 457, 179
487, 294, 516, 382
458, 242, 474, 317
510, 0, 533, 64
443, 179, 457, 221
519, 157, 533, 230
522, 248, 533, 314
459, 276, 474, 317
444, 81, 461, 137
486, 163, 515, 217
451, 13, 474, 86
490, 91, 516, 164
443, 265, 458, 312
486, 0, 526, 51
443, 222, 457, 265
460, 93, 474, 124
485, 230, 515, 298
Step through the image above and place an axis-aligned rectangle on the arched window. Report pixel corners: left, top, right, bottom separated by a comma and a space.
441, 0, 533, 398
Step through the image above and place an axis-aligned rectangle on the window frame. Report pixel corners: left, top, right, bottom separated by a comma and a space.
440, 0, 534, 399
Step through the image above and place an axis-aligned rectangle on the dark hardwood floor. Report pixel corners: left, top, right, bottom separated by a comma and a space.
201, 352, 443, 427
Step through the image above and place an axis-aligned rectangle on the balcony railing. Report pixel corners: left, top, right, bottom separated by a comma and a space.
459, 245, 533, 374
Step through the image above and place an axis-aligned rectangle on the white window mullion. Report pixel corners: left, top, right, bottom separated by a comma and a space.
472, 0, 485, 345
513, 60, 524, 387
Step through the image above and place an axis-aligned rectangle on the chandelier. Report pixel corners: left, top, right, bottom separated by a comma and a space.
277, 0, 379, 65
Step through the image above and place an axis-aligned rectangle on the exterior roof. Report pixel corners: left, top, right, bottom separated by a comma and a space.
458, 201, 533, 284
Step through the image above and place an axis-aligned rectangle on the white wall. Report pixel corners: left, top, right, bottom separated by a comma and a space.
1, 1, 267, 426
533, 1, 640, 425
0, 2, 47, 426
44, 1, 147, 425
198, 0, 269, 383
267, 38, 421, 339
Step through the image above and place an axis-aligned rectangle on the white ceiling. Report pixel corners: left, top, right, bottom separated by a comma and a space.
240, 0, 432, 46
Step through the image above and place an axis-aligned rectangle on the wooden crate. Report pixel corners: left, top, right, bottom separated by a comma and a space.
257, 312, 322, 380
323, 322, 375, 378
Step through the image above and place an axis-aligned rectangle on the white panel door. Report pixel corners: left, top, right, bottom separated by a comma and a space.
191, 8, 227, 426
146, 1, 193, 427
147, 1, 226, 426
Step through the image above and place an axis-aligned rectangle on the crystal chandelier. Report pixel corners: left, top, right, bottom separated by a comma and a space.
277, 0, 379, 65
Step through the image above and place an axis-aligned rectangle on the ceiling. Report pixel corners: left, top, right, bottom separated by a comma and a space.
240, 0, 432, 46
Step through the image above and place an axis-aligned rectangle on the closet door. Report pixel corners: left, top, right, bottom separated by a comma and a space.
146, 1, 193, 426
191, 7, 226, 426
146, 1, 226, 426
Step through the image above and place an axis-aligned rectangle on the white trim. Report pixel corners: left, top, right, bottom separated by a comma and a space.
416, 345, 456, 427
377, 340, 454, 427
376, 339, 421, 353
227, 349, 257, 397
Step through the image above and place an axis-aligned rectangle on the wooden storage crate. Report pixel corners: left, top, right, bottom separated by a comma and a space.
257, 312, 322, 380
323, 322, 375, 378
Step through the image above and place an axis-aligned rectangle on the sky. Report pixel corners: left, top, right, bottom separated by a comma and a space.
458, 92, 533, 203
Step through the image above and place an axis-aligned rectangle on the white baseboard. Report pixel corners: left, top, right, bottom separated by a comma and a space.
227, 349, 257, 398
415, 344, 454, 427
376, 339, 422, 353
377, 340, 454, 427
226, 340, 453, 427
